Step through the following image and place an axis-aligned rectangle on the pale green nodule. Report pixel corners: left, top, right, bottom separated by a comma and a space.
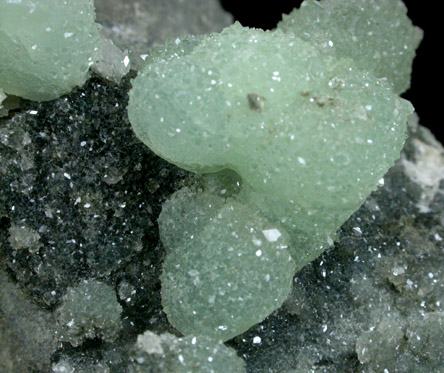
0, 0, 101, 101
160, 190, 295, 341
128, 1, 420, 340
278, 0, 423, 94
130, 23, 413, 259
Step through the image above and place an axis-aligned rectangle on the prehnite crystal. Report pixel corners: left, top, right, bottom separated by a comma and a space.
278, 0, 423, 94
161, 188, 295, 341
128, 0, 420, 341
0, 0, 101, 101
56, 279, 122, 347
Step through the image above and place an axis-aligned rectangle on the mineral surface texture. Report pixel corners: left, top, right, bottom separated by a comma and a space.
235, 117, 444, 373
129, 331, 246, 372
161, 193, 295, 341
2, 109, 443, 372
278, 0, 423, 94
56, 279, 123, 346
1, 0, 441, 372
0, 88, 5, 110
0, 271, 57, 372
0, 0, 101, 101
0, 77, 185, 312
128, 0, 419, 340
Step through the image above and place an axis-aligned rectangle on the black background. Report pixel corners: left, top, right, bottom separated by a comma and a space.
220, 0, 441, 143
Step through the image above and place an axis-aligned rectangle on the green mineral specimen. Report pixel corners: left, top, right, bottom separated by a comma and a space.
0, 0, 101, 101
406, 312, 444, 363
129, 23, 413, 259
158, 169, 242, 251
158, 185, 227, 251
278, 0, 423, 94
130, 331, 246, 372
160, 189, 295, 341
128, 2, 418, 341
56, 279, 122, 347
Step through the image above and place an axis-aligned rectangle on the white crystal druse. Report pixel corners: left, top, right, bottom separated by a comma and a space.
0, 0, 101, 101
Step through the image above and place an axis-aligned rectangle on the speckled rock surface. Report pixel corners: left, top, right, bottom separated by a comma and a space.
0, 76, 186, 310
0, 77, 188, 373
1, 74, 443, 371
1, 1, 442, 372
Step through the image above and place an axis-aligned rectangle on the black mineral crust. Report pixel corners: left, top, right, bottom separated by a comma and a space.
0, 76, 187, 310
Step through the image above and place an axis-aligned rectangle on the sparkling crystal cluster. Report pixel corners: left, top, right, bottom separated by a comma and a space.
278, 0, 423, 94
0, 0, 101, 101
128, 0, 421, 341
1, 1, 435, 372
56, 279, 122, 347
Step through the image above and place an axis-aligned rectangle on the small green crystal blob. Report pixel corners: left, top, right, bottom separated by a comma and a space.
0, 0, 101, 101
131, 331, 246, 373
158, 186, 227, 252
158, 170, 242, 251
56, 279, 122, 347
278, 0, 423, 94
160, 188, 295, 341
